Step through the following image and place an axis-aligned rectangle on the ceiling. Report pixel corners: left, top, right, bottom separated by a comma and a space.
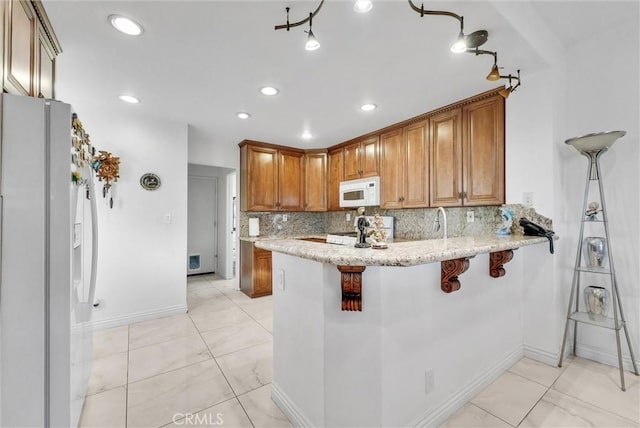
43, 1, 637, 151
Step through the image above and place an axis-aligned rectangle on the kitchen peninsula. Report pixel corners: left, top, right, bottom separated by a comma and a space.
256, 234, 556, 427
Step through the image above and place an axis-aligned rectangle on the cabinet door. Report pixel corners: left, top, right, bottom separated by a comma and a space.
403, 121, 429, 208
380, 129, 404, 209
245, 145, 279, 211
253, 247, 272, 297
343, 142, 361, 180
5, 0, 36, 96
430, 109, 462, 207
360, 136, 379, 178
327, 148, 344, 211
462, 96, 505, 206
36, 22, 55, 99
304, 152, 327, 211
278, 149, 305, 211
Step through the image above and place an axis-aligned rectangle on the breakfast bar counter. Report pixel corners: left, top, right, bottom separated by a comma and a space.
262, 233, 557, 427
255, 234, 551, 267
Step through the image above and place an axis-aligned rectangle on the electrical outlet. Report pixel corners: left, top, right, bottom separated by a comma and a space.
523, 192, 533, 207
425, 369, 435, 394
346, 213, 351, 221
466, 211, 474, 223
282, 214, 288, 222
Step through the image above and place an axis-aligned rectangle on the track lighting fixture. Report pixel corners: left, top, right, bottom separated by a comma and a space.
465, 48, 501, 81
497, 70, 521, 98
275, 1, 325, 51
273, 1, 522, 96
407, 1, 488, 53
408, 1, 522, 95
305, 13, 320, 51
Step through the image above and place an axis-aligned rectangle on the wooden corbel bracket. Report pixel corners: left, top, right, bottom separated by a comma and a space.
489, 249, 515, 278
441, 257, 471, 293
337, 265, 366, 311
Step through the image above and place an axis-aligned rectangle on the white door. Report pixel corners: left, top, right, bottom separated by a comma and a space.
188, 175, 218, 274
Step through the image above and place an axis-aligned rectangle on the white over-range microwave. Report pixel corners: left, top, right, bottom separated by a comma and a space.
339, 176, 381, 207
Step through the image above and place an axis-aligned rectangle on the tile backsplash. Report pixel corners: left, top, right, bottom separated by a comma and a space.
239, 204, 552, 240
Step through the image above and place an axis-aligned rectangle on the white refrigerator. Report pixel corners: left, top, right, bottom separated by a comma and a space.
0, 94, 98, 427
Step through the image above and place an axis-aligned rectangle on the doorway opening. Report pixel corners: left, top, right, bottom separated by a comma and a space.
187, 164, 237, 279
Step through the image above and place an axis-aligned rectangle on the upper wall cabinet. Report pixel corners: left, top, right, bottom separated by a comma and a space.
344, 136, 379, 180
430, 95, 505, 207
430, 108, 463, 207
239, 141, 305, 212
239, 88, 505, 213
304, 151, 328, 212
277, 149, 305, 211
2, 1, 61, 98
380, 121, 429, 209
462, 95, 505, 206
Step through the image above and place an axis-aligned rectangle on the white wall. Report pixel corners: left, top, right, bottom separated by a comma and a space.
559, 17, 639, 368
506, 11, 639, 369
89, 115, 188, 328
188, 125, 239, 170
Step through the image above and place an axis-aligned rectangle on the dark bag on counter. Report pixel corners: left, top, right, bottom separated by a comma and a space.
519, 218, 555, 254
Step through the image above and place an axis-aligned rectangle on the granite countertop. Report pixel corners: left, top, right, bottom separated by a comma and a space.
254, 234, 556, 267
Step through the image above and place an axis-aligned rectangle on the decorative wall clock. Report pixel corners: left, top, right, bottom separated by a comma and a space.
140, 173, 161, 191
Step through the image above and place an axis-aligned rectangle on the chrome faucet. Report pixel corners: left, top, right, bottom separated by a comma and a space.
433, 207, 448, 240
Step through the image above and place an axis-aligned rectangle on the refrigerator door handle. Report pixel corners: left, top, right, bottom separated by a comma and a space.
86, 166, 99, 308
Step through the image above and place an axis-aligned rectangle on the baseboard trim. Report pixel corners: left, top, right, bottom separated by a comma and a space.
271, 381, 314, 428
411, 345, 523, 428
523, 344, 561, 366
90, 304, 188, 330
575, 343, 640, 372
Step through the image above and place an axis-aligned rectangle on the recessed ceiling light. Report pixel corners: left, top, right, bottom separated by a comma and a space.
108, 15, 144, 36
260, 86, 279, 96
360, 103, 377, 111
301, 131, 313, 140
237, 112, 251, 119
118, 94, 140, 104
353, 0, 373, 13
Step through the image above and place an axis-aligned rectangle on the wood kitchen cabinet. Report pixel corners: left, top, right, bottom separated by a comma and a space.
2, 0, 61, 98
430, 94, 505, 207
430, 108, 463, 206
239, 141, 305, 211
304, 150, 327, 211
278, 149, 305, 211
327, 147, 344, 211
240, 240, 272, 298
462, 95, 505, 206
380, 121, 429, 209
344, 136, 379, 180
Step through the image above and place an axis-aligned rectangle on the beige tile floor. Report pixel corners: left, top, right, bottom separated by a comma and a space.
81, 274, 640, 428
